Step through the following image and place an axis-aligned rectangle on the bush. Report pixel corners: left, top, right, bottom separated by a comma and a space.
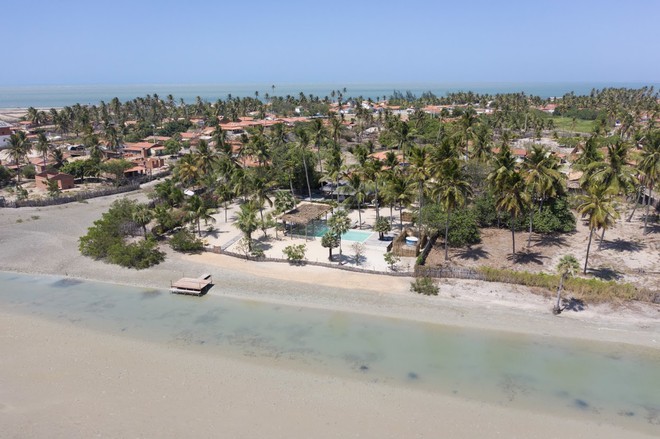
22, 164, 36, 179
79, 198, 164, 269
532, 198, 576, 233
422, 204, 481, 247
0, 166, 12, 186
107, 238, 165, 269
282, 244, 306, 264
169, 229, 204, 253
410, 277, 439, 296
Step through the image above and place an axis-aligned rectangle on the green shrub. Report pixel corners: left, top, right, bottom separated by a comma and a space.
410, 277, 439, 296
169, 229, 204, 253
283, 244, 306, 264
22, 164, 36, 179
422, 204, 481, 247
107, 238, 165, 269
532, 198, 576, 233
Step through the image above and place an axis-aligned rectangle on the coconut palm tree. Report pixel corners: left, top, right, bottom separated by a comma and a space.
186, 195, 216, 237
554, 255, 580, 315
132, 204, 153, 240
342, 171, 367, 229
407, 144, 431, 234
577, 184, 619, 274
34, 133, 51, 172
638, 132, 660, 234
295, 128, 313, 200
383, 170, 415, 231
431, 159, 472, 261
7, 132, 30, 185
495, 171, 529, 255
521, 144, 564, 248
328, 209, 351, 263
582, 138, 636, 197
235, 200, 259, 251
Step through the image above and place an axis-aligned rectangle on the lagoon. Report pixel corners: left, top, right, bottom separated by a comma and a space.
0, 271, 658, 434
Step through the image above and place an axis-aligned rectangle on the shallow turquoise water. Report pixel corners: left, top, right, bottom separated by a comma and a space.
0, 271, 658, 434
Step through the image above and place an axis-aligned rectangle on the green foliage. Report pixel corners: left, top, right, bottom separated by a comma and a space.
0, 166, 12, 186
46, 179, 61, 198
169, 229, 204, 253
101, 159, 133, 186
422, 204, 481, 247
60, 159, 100, 180
383, 252, 400, 270
532, 198, 576, 233
22, 164, 36, 179
282, 244, 307, 264
410, 277, 439, 296
79, 198, 164, 269
374, 216, 391, 239
158, 120, 193, 136
477, 267, 643, 303
107, 238, 164, 269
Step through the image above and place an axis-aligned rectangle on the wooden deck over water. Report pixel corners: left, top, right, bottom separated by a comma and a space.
170, 274, 213, 296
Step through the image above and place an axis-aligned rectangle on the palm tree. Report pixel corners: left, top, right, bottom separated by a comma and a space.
34, 133, 50, 172
132, 204, 153, 240
328, 209, 351, 263
186, 195, 216, 237
295, 128, 313, 200
553, 255, 580, 315
577, 185, 619, 274
496, 171, 529, 255
582, 138, 636, 197
235, 201, 259, 251
215, 182, 234, 222
362, 158, 383, 219
638, 132, 660, 234
342, 171, 368, 229
310, 118, 327, 174
407, 144, 431, 234
383, 170, 415, 231
521, 145, 563, 248
175, 154, 201, 188
432, 159, 472, 260
7, 132, 30, 185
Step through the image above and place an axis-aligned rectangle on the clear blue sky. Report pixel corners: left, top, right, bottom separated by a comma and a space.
3, 0, 659, 85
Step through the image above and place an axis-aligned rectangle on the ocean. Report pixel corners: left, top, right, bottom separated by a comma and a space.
1, 82, 658, 109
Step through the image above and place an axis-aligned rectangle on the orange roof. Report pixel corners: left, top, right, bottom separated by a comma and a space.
124, 142, 156, 150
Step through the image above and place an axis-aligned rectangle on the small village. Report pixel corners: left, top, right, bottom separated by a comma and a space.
0, 88, 658, 304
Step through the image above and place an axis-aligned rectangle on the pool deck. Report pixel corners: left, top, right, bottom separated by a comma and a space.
201, 203, 417, 272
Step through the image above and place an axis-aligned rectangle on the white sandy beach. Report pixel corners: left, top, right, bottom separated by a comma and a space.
1, 190, 659, 438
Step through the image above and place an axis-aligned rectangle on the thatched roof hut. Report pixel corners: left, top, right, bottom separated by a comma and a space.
280, 202, 333, 226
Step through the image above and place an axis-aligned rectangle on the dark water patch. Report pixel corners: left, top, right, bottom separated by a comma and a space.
194, 312, 220, 325
141, 289, 162, 299
407, 372, 419, 380
51, 278, 83, 288
574, 399, 590, 409
619, 410, 636, 417
645, 407, 660, 425
359, 365, 369, 371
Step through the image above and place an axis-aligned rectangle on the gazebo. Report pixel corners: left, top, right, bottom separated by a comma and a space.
280, 202, 333, 240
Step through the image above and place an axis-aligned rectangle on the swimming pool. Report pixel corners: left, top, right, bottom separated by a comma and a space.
292, 224, 374, 242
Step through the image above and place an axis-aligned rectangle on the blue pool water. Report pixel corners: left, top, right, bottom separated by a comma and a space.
0, 271, 658, 435
293, 224, 373, 242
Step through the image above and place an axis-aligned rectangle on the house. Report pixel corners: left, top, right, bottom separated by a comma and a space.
35, 172, 75, 190
28, 156, 57, 173
0, 121, 11, 148
123, 142, 161, 159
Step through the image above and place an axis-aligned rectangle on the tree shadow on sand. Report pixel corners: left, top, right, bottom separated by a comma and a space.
507, 251, 547, 265
599, 238, 645, 252
530, 233, 570, 248
455, 246, 490, 261
561, 297, 586, 312
588, 267, 623, 281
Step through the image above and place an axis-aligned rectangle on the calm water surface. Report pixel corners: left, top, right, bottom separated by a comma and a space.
0, 271, 658, 434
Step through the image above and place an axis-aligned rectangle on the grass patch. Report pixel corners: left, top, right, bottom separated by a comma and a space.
31, 215, 40, 220
477, 267, 652, 303
16, 218, 23, 223
548, 116, 596, 133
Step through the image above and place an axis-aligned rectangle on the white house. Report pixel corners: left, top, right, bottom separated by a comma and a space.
0, 121, 12, 149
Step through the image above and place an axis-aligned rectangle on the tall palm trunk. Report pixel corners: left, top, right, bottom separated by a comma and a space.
357, 200, 362, 229
444, 209, 451, 261
374, 182, 380, 220
627, 186, 643, 222
598, 228, 606, 250
584, 227, 594, 274
302, 154, 312, 201
418, 182, 424, 235
644, 185, 654, 234
510, 213, 516, 255
527, 207, 534, 249
399, 202, 404, 231
554, 274, 566, 314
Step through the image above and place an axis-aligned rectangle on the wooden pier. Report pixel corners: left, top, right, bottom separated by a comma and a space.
170, 273, 213, 296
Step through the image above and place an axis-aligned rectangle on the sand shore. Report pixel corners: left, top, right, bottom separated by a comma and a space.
1, 190, 659, 437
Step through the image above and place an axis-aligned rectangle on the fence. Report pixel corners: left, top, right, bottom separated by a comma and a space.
1, 169, 171, 208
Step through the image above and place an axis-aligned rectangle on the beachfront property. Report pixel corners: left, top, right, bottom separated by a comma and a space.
0, 121, 11, 148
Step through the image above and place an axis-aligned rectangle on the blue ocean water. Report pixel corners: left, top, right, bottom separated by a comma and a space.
0, 270, 658, 434
0, 82, 658, 109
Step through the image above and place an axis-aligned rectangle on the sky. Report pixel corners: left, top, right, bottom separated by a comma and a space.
2, 0, 659, 86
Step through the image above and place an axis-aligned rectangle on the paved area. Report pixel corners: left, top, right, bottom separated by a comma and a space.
200, 201, 416, 272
